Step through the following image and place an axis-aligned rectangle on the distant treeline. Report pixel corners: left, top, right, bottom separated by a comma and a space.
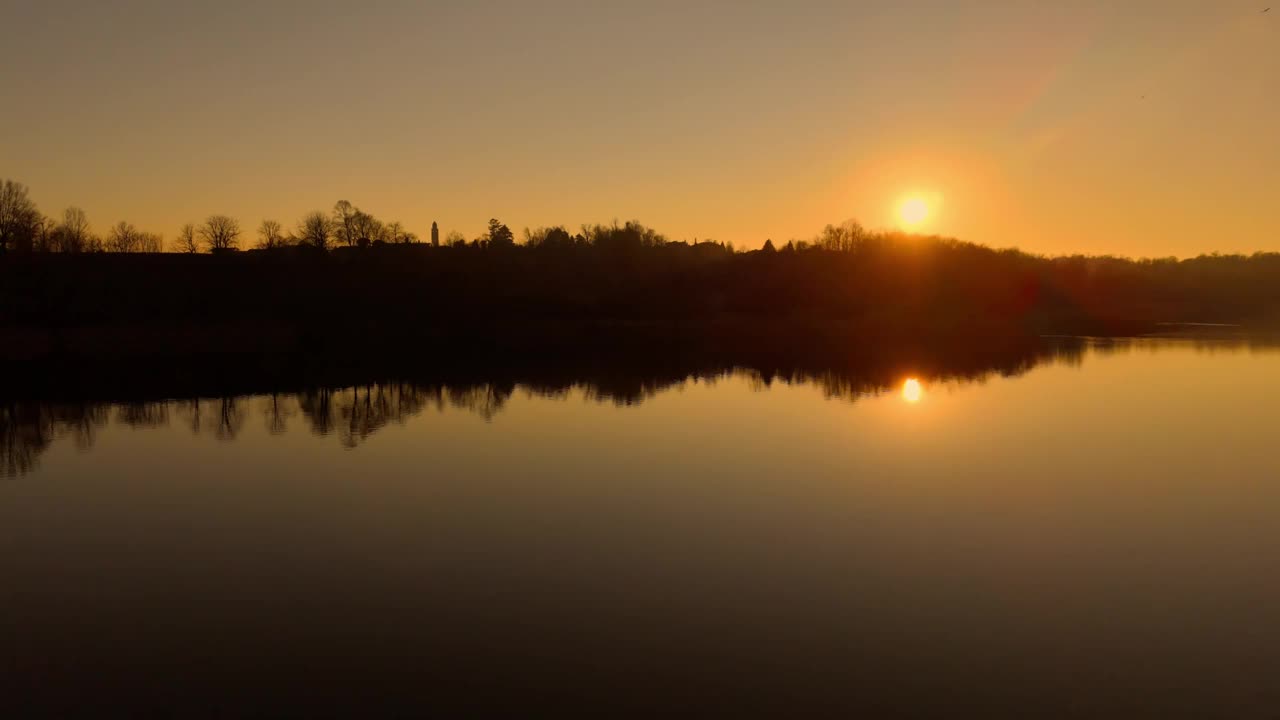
3, 177, 1280, 344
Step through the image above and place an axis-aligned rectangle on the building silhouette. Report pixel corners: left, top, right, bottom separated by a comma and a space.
431, 222, 439, 247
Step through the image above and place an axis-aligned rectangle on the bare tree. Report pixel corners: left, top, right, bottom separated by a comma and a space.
295, 211, 332, 250
333, 200, 358, 247
138, 231, 163, 253
199, 215, 240, 252
385, 221, 418, 244
257, 219, 285, 249
56, 207, 93, 253
106, 221, 141, 252
350, 210, 383, 246
386, 221, 405, 244
174, 222, 200, 253
33, 214, 58, 252
445, 230, 466, 247
0, 179, 41, 254
815, 221, 867, 252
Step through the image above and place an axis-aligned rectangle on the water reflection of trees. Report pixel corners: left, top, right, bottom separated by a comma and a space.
116, 402, 169, 429
1, 402, 108, 476
175, 398, 247, 440
0, 336, 1159, 478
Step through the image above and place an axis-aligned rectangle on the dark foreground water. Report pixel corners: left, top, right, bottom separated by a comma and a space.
4, 338, 1280, 717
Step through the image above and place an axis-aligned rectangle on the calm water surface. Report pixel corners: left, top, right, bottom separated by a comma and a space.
4, 339, 1280, 716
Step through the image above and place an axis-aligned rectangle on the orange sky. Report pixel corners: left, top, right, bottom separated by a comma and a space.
1, 0, 1277, 257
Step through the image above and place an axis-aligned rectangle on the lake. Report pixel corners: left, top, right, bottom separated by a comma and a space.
4, 337, 1280, 717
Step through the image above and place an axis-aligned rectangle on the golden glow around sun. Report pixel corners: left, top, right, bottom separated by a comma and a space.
898, 197, 930, 228
902, 378, 924, 404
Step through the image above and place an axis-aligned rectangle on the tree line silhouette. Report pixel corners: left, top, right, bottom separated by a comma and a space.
3, 176, 1280, 351
0, 180, 424, 254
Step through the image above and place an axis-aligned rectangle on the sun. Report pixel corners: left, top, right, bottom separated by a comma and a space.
902, 378, 924, 404
898, 196, 930, 228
